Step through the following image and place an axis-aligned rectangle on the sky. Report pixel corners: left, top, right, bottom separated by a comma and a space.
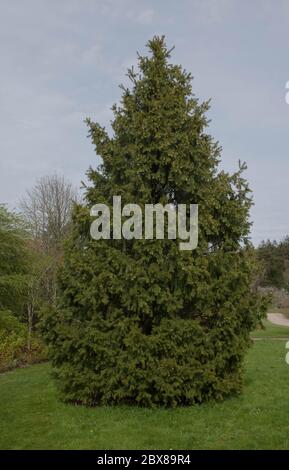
0, 0, 289, 245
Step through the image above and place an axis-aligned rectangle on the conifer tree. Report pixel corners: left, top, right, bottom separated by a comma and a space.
42, 37, 266, 406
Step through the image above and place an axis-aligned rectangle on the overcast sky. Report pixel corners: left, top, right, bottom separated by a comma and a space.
1, 0, 289, 245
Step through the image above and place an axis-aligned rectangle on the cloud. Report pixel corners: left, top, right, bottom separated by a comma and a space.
186, 0, 232, 25
132, 8, 155, 25
82, 44, 102, 65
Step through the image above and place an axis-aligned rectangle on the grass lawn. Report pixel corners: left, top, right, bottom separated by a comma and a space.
251, 318, 289, 339
1, 325, 289, 449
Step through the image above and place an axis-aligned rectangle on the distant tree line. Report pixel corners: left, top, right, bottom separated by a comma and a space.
257, 237, 289, 290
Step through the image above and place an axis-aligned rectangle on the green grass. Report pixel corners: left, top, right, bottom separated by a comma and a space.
1, 338, 289, 449
251, 319, 289, 339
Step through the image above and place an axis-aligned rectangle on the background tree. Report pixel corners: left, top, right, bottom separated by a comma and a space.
20, 174, 77, 305
0, 204, 28, 320
257, 238, 289, 289
42, 37, 267, 407
24, 243, 51, 350
20, 174, 77, 254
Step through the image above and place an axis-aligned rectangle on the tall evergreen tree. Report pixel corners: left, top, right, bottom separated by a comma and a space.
42, 37, 266, 406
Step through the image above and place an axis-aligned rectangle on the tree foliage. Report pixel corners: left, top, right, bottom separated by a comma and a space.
0, 204, 29, 317
42, 37, 267, 407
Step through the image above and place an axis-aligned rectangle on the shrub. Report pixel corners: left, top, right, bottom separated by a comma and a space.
0, 310, 47, 373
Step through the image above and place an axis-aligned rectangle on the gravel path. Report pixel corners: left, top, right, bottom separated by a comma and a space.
267, 313, 289, 327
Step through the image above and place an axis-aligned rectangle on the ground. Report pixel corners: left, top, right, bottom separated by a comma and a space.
0, 320, 289, 450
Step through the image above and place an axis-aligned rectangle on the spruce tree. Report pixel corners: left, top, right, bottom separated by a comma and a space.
42, 37, 266, 407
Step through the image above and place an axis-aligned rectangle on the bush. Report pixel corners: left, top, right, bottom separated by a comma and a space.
0, 331, 47, 373
0, 310, 47, 373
